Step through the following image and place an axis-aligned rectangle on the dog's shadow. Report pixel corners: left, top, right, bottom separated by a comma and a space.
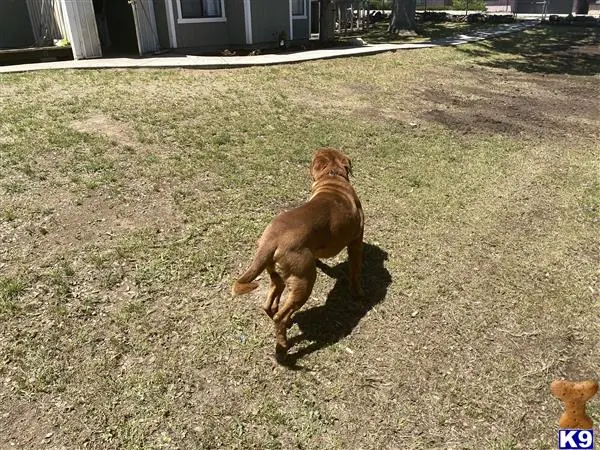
284, 243, 391, 366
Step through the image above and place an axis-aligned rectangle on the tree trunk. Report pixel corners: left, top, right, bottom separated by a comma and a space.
387, 0, 417, 33
573, 0, 589, 14
320, 0, 336, 42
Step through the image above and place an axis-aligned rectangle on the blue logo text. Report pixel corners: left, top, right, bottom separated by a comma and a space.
558, 429, 594, 450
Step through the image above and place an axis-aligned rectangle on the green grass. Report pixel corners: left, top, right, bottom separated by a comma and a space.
0, 277, 26, 315
0, 25, 599, 449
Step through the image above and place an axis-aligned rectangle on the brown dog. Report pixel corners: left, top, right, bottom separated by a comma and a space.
232, 148, 364, 360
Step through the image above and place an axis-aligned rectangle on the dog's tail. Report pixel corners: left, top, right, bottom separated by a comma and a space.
231, 243, 275, 297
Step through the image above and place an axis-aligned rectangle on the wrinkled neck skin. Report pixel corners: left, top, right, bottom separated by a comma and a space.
309, 172, 353, 201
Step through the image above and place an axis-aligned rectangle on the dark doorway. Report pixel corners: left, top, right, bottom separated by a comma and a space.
311, 0, 320, 34
93, 0, 138, 55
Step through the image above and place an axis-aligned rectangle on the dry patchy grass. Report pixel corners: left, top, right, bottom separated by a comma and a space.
1, 25, 599, 449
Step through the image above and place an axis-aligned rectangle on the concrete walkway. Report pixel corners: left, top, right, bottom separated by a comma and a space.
0, 21, 537, 74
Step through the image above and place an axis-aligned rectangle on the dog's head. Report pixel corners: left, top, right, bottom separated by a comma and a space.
310, 148, 353, 181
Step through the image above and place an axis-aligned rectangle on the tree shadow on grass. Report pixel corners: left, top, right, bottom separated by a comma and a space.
281, 243, 391, 367
457, 24, 600, 75
338, 19, 492, 44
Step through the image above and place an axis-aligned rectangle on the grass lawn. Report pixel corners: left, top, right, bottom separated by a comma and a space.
1, 25, 599, 449
337, 19, 496, 44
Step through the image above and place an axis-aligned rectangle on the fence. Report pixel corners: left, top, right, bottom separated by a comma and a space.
335, 1, 369, 33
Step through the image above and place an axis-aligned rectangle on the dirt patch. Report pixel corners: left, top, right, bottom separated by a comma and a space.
0, 181, 185, 284
71, 114, 137, 147
0, 401, 56, 449
416, 67, 600, 137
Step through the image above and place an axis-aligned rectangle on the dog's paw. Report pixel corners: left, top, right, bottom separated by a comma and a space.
275, 344, 289, 364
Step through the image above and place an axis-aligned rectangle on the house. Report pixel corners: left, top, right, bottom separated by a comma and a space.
511, 0, 574, 13
487, 0, 596, 13
0, 0, 314, 60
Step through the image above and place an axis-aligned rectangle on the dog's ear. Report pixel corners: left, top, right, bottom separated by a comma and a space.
343, 156, 353, 178
310, 154, 327, 180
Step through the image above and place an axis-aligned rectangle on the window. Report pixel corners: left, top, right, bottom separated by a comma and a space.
177, 0, 225, 22
292, 0, 305, 17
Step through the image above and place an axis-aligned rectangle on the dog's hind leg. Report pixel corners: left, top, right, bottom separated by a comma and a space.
262, 266, 285, 319
272, 255, 316, 360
